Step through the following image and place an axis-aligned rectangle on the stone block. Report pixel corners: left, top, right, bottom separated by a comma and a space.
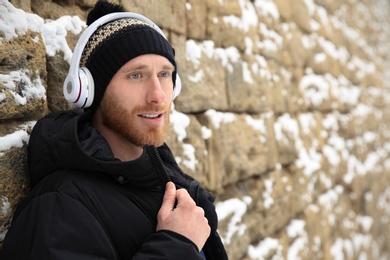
0, 32, 47, 119
206, 0, 254, 51
174, 40, 229, 113
166, 114, 210, 187
122, 0, 186, 34
186, 0, 207, 39
197, 111, 276, 190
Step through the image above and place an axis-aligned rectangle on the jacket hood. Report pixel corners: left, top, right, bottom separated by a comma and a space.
27, 110, 165, 187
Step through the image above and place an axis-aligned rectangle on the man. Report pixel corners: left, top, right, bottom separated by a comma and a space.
0, 1, 228, 259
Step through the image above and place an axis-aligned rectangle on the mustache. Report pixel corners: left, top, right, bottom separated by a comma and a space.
131, 103, 170, 114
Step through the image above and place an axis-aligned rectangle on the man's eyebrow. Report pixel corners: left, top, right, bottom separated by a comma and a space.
162, 64, 175, 71
122, 64, 175, 73
126, 65, 148, 71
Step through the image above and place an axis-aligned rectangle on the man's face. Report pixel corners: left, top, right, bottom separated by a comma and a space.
98, 54, 175, 147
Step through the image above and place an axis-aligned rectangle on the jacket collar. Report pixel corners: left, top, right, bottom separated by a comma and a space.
28, 110, 170, 189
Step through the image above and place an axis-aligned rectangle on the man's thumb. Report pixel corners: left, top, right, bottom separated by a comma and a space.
161, 182, 176, 213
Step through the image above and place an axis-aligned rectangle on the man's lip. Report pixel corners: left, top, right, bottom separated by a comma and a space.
137, 112, 164, 118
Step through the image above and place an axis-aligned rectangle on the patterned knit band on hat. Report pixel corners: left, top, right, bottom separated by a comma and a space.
81, 16, 177, 111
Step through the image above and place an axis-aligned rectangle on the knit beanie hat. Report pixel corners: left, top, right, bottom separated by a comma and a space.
81, 0, 177, 111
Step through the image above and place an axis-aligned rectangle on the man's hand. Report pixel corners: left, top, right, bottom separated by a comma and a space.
156, 181, 211, 251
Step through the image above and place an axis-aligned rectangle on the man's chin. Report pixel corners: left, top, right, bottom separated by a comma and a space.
139, 137, 166, 147
129, 129, 166, 148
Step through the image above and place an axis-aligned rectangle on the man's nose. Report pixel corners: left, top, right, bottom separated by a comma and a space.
146, 75, 166, 104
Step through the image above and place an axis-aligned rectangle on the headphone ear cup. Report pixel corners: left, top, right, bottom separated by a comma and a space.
63, 73, 78, 105
173, 74, 182, 99
76, 67, 95, 108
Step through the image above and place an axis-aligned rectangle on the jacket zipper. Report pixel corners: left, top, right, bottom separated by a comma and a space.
147, 145, 171, 189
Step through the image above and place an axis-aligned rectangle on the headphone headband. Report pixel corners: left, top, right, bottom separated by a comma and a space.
64, 12, 181, 108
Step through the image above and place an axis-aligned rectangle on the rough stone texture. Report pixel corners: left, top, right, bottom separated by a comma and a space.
0, 31, 47, 119
1, 0, 390, 259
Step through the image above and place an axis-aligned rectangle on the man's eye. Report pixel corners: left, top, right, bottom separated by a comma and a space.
159, 72, 169, 77
130, 73, 141, 79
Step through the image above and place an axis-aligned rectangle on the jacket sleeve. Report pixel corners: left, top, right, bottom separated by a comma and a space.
132, 230, 205, 260
0, 191, 119, 260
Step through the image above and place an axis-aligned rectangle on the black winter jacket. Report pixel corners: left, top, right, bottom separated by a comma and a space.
0, 110, 228, 260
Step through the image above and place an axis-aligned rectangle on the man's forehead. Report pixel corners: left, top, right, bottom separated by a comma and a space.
121, 55, 175, 70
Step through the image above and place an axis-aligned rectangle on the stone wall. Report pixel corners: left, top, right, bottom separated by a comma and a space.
1, 0, 390, 259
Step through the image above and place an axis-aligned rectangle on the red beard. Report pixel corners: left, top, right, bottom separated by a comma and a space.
99, 93, 170, 147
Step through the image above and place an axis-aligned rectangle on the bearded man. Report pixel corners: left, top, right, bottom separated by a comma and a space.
0, 1, 228, 259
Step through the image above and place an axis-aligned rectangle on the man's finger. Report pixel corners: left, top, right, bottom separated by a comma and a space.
160, 182, 177, 215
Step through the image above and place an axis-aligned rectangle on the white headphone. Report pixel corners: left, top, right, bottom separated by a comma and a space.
63, 12, 182, 109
